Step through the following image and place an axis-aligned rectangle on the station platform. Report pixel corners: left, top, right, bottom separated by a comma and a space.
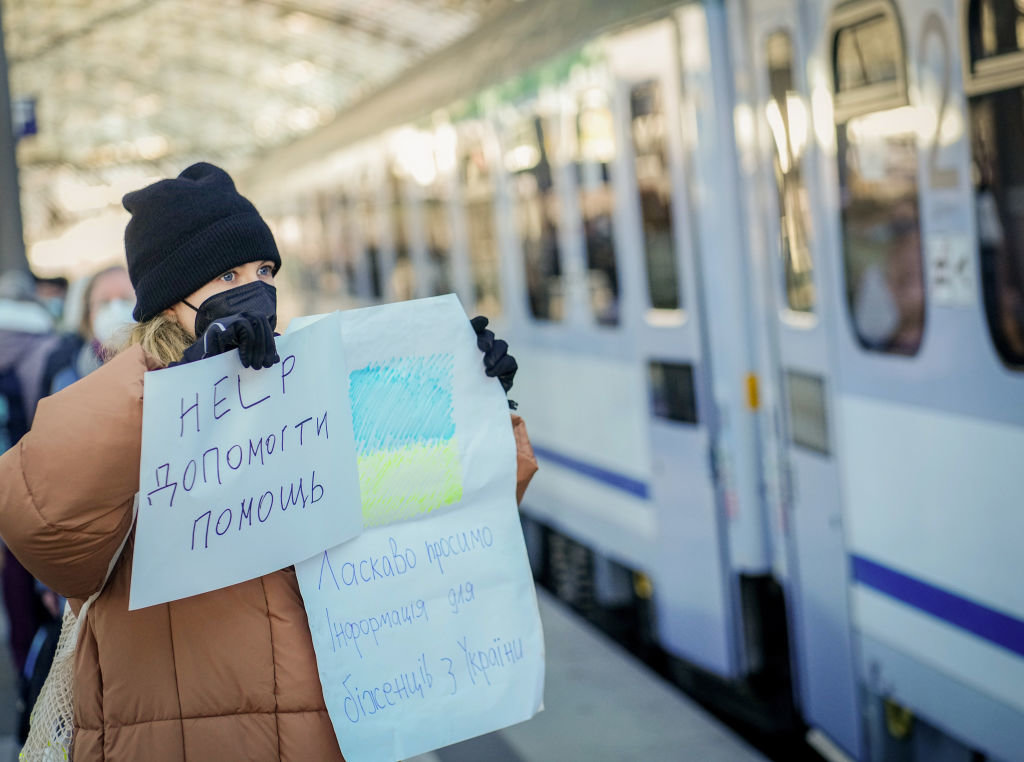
0, 588, 767, 762
410, 587, 767, 762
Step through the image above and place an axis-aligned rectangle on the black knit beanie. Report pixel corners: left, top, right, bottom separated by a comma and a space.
123, 162, 281, 322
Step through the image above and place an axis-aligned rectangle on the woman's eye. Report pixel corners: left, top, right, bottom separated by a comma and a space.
258, 265, 272, 276
220, 272, 235, 282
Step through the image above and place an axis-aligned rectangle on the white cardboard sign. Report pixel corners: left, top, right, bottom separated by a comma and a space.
130, 312, 362, 610
292, 296, 545, 762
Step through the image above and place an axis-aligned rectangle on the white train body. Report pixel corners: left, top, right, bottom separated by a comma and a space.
247, 1, 1024, 759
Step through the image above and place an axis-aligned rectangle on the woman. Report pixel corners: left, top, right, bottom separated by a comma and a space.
49, 265, 136, 393
0, 163, 535, 761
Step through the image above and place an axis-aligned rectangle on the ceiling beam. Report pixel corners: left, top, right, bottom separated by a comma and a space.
8, 0, 172, 65
247, 0, 435, 53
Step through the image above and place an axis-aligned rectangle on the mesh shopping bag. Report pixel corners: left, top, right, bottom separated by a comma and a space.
20, 497, 137, 762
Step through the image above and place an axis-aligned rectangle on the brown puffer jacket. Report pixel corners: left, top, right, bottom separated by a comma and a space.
0, 345, 538, 761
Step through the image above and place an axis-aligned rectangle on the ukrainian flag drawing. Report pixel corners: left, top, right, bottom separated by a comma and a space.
349, 353, 463, 527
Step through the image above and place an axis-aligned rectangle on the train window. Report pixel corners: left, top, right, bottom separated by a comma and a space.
577, 88, 620, 326
786, 371, 830, 454
832, 6, 924, 355
967, 0, 1024, 367
648, 361, 697, 424
968, 0, 1024, 63
630, 80, 682, 312
765, 32, 815, 313
834, 13, 902, 92
388, 166, 415, 301
460, 129, 502, 316
837, 115, 924, 355
507, 115, 564, 322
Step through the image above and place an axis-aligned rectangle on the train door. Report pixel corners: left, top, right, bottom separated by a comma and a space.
742, 0, 863, 756
604, 20, 739, 677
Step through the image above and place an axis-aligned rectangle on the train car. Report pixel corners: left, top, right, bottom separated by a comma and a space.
244, 1, 1024, 760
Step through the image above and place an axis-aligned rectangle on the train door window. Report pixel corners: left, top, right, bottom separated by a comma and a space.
460, 128, 502, 316
786, 371, 830, 454
388, 165, 415, 301
629, 79, 682, 312
506, 114, 564, 322
765, 31, 815, 313
966, 0, 1024, 367
834, 12, 902, 91
648, 361, 697, 424
832, 3, 925, 355
577, 88, 620, 326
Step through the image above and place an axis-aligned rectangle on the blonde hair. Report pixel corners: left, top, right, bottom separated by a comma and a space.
122, 313, 193, 366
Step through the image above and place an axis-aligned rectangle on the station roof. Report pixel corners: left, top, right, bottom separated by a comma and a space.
2, 0, 509, 272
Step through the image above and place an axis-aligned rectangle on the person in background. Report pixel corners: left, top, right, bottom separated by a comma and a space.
0, 162, 535, 762
16, 579, 63, 743
0, 270, 60, 706
49, 266, 135, 393
8, 265, 135, 741
33, 275, 68, 323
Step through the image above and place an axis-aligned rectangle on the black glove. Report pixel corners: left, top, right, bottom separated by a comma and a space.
178, 313, 280, 369
471, 316, 518, 409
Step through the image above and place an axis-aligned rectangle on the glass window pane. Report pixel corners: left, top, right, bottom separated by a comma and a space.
577, 88, 620, 326
388, 166, 415, 301
460, 131, 502, 316
835, 14, 902, 93
630, 80, 682, 311
970, 87, 1024, 366
766, 31, 815, 312
786, 371, 830, 454
507, 115, 564, 321
837, 108, 925, 354
970, 0, 1024, 63
648, 361, 698, 424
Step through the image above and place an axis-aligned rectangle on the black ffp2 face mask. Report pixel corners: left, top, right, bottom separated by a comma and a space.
185, 280, 278, 337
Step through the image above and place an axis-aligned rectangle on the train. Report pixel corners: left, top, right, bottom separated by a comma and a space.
240, 1, 1024, 760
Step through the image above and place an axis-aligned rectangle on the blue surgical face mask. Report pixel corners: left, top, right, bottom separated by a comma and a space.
185, 280, 277, 337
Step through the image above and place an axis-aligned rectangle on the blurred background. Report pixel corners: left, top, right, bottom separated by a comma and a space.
1, 1, 1023, 761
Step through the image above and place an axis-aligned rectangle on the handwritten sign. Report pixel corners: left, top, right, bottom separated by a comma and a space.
130, 312, 362, 610
292, 296, 545, 762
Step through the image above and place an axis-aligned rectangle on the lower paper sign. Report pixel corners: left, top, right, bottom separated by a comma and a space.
293, 295, 545, 762
296, 501, 545, 762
